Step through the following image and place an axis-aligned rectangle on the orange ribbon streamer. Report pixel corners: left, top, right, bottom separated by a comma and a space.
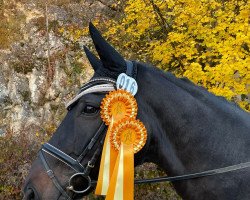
95, 90, 147, 200
95, 90, 137, 196
106, 143, 134, 200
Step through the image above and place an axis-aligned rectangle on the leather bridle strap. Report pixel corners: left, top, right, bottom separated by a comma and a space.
39, 150, 72, 200
66, 83, 115, 110
39, 77, 116, 199
41, 143, 85, 172
90, 160, 250, 185
40, 123, 107, 172
137, 161, 250, 183
38, 62, 136, 198
77, 122, 107, 162
83, 134, 106, 176
39, 122, 107, 199
126, 60, 135, 77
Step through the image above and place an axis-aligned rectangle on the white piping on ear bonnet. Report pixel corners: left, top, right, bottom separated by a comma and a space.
66, 83, 115, 109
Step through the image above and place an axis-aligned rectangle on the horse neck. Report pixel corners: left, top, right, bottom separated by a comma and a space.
137, 66, 250, 177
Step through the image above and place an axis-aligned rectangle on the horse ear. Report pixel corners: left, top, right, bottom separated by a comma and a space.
83, 46, 102, 71
89, 22, 126, 74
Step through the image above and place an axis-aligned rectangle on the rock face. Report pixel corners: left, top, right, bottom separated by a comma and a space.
0, 0, 117, 135
0, 2, 181, 200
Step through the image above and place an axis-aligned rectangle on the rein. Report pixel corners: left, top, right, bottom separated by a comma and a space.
93, 161, 250, 185
39, 61, 250, 199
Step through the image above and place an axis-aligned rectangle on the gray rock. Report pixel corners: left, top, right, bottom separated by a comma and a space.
0, 0, 115, 134
26, 67, 47, 104
0, 127, 6, 136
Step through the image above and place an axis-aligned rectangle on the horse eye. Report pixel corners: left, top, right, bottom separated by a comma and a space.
83, 105, 98, 114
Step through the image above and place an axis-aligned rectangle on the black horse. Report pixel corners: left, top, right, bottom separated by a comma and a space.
23, 23, 250, 200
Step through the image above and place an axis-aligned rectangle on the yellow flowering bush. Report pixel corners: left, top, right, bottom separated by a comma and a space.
104, 0, 249, 111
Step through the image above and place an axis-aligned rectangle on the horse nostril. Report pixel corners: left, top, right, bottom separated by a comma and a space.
24, 188, 35, 200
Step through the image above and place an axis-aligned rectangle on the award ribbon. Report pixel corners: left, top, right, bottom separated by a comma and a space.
106, 119, 147, 200
95, 90, 137, 195
95, 89, 147, 200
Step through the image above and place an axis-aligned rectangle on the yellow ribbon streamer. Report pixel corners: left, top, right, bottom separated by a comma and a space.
95, 119, 118, 195
96, 90, 138, 196
106, 143, 134, 200
106, 118, 146, 200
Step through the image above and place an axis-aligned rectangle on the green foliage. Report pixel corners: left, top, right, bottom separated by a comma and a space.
72, 59, 85, 74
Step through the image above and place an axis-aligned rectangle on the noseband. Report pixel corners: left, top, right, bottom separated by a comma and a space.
39, 61, 250, 199
39, 122, 107, 199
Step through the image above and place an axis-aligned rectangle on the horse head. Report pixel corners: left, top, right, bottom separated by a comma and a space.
23, 23, 156, 200
23, 23, 250, 200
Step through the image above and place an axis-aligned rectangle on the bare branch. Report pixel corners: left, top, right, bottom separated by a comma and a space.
95, 0, 122, 12
45, 1, 53, 84
148, 0, 170, 34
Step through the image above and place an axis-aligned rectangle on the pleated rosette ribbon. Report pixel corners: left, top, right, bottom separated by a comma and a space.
95, 90, 137, 195
95, 89, 147, 200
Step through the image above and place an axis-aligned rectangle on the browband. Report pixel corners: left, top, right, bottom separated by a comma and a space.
66, 61, 137, 110
66, 83, 115, 109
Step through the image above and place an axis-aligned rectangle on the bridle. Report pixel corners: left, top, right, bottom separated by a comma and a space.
39, 121, 107, 199
39, 61, 250, 199
39, 61, 135, 199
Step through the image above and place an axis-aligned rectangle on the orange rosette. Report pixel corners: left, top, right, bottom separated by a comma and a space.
96, 89, 148, 200
105, 118, 147, 200
96, 90, 138, 196
110, 118, 147, 153
100, 90, 138, 125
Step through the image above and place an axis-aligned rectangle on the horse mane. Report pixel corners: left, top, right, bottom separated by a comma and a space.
169, 72, 243, 109
141, 62, 243, 111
